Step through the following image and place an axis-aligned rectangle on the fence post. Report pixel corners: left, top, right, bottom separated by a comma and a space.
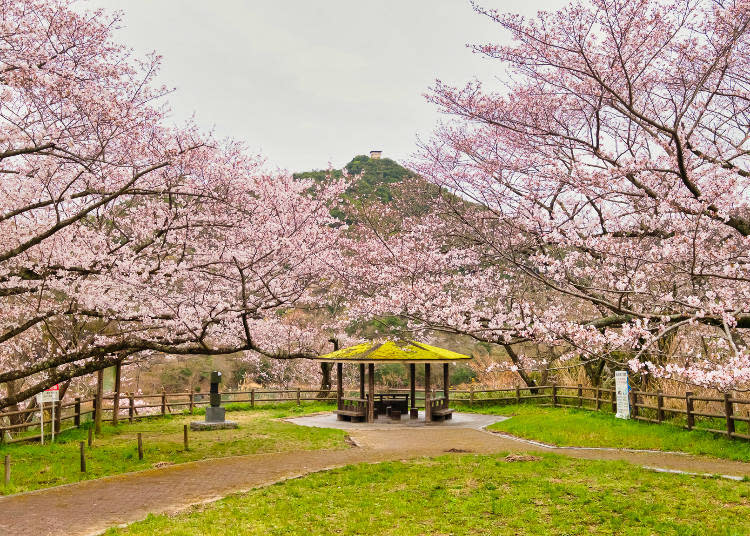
183, 424, 189, 451
189, 390, 194, 415
630, 390, 639, 418
657, 390, 664, 423
74, 397, 81, 427
470, 385, 474, 407
595, 387, 601, 410
129, 393, 135, 423
161, 390, 166, 415
577, 384, 583, 408
297, 388, 301, 406
685, 391, 694, 430
251, 389, 255, 407
137, 433, 143, 460
515, 385, 521, 404
79, 442, 86, 473
552, 383, 558, 407
611, 389, 616, 412
4, 454, 9, 487
724, 392, 735, 437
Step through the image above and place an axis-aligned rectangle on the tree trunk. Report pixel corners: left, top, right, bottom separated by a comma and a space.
54, 380, 71, 433
318, 338, 338, 399
503, 344, 539, 393
316, 363, 332, 399
583, 359, 606, 387
94, 369, 104, 435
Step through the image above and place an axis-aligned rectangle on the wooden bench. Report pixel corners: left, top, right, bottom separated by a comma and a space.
335, 397, 367, 422
429, 397, 454, 421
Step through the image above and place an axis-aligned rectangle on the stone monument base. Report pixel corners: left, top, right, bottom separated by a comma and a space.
206, 406, 225, 422
190, 420, 239, 431
190, 406, 238, 431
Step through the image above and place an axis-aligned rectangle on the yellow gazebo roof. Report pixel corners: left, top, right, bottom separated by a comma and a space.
315, 340, 471, 364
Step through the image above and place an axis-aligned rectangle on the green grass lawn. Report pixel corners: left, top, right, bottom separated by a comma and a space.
107, 453, 750, 536
466, 404, 750, 462
0, 402, 345, 495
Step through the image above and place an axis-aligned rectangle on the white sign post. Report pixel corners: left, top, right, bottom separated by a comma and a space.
615, 371, 630, 419
36, 388, 60, 444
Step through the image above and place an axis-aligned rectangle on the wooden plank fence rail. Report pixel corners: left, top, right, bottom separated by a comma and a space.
2, 384, 749, 444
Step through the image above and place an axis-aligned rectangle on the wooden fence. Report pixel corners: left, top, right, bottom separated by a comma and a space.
446, 384, 750, 440
2, 384, 749, 443
0, 388, 336, 443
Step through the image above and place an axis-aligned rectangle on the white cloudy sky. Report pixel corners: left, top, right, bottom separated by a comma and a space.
82, 1, 566, 172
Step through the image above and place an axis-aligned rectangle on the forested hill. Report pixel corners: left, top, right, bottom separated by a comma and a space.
293, 154, 416, 205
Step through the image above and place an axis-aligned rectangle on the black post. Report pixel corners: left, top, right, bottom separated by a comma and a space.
336, 363, 343, 409
443, 363, 450, 407
359, 364, 366, 399
74, 397, 81, 427
409, 364, 416, 409
367, 363, 375, 423
424, 363, 431, 422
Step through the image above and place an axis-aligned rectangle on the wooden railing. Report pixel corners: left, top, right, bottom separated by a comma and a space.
0, 388, 336, 444
2, 383, 749, 443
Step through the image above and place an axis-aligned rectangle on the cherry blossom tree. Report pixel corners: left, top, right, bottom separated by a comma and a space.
0, 0, 343, 410
351, 0, 750, 390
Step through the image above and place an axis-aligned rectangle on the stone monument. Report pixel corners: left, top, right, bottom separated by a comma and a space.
190, 370, 239, 430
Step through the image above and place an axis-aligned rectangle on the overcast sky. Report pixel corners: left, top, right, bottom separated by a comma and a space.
82, 1, 566, 172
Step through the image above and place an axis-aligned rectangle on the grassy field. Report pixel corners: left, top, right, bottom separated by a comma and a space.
466, 404, 750, 462
0, 402, 345, 495
107, 453, 750, 536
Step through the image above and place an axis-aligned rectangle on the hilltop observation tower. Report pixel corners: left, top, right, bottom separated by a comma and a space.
369, 150, 382, 159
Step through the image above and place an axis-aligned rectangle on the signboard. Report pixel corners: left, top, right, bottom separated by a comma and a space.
102, 366, 116, 392
615, 371, 630, 419
37, 390, 59, 403
45, 384, 60, 391
36, 389, 60, 445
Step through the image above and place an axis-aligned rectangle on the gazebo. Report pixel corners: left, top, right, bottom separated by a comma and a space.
314, 340, 471, 423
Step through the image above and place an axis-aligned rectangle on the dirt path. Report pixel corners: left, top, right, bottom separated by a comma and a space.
1, 425, 749, 536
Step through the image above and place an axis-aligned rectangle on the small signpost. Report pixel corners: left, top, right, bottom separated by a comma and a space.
615, 371, 629, 419
36, 385, 60, 444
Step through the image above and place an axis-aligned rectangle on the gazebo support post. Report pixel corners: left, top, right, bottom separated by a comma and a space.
443, 363, 450, 407
336, 363, 343, 410
359, 364, 365, 399
409, 364, 416, 410
424, 363, 432, 422
367, 364, 375, 423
